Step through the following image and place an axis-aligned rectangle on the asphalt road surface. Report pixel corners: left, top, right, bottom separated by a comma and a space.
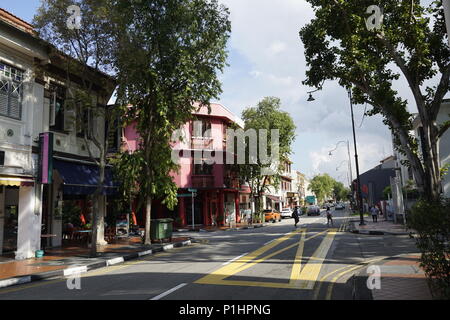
0, 208, 416, 300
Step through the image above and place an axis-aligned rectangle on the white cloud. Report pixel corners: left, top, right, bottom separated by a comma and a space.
217, 0, 402, 178
267, 41, 287, 56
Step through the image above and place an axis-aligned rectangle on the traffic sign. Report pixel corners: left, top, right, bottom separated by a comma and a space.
178, 193, 197, 198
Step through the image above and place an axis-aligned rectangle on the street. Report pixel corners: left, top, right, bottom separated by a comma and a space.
0, 208, 421, 300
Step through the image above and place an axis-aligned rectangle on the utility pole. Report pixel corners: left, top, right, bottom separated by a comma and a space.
348, 88, 365, 225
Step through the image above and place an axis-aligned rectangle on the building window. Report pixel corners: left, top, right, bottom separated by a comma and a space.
194, 161, 213, 175
76, 105, 94, 139
192, 119, 212, 138
0, 62, 23, 120
49, 83, 66, 131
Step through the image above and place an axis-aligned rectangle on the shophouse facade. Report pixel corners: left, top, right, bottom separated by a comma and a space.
123, 102, 248, 228
0, 9, 116, 259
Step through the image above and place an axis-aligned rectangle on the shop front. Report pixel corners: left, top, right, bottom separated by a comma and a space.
50, 158, 118, 247
0, 176, 38, 259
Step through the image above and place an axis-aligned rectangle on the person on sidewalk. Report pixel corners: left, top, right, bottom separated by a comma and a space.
371, 206, 378, 223
292, 207, 300, 227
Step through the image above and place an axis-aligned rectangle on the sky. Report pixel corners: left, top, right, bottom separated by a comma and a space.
2, 0, 441, 186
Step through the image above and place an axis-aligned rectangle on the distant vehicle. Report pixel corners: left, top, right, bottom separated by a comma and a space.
263, 209, 282, 223
335, 203, 345, 210
307, 205, 321, 216
280, 208, 293, 219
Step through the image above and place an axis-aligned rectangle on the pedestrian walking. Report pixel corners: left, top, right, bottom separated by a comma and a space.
371, 206, 378, 222
292, 207, 300, 227
326, 206, 333, 226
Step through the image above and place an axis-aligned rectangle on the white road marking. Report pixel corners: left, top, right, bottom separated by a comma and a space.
222, 252, 249, 265
150, 283, 187, 300
264, 239, 276, 245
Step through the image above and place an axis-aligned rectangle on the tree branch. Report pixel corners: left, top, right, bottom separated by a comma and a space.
430, 63, 450, 120
376, 33, 426, 115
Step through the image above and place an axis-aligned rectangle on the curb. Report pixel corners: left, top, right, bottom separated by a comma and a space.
347, 221, 411, 236
196, 224, 266, 232
0, 239, 192, 290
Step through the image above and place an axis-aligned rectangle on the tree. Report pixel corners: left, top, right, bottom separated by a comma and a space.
300, 0, 449, 202
237, 97, 296, 217
112, 0, 231, 245
33, 0, 118, 256
308, 174, 335, 204
333, 180, 350, 201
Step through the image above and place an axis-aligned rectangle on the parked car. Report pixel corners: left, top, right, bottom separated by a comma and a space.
307, 205, 321, 216
335, 203, 345, 210
280, 208, 293, 219
263, 209, 282, 223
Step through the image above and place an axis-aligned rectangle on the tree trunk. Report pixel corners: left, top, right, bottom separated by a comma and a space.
89, 163, 107, 257
144, 195, 152, 245
422, 124, 442, 202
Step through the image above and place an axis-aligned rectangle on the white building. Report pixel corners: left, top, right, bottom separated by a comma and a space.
0, 9, 116, 259
391, 100, 450, 202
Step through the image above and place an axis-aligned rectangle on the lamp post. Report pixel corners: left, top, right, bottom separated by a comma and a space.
347, 89, 365, 225
329, 140, 353, 188
307, 87, 365, 225
336, 160, 351, 186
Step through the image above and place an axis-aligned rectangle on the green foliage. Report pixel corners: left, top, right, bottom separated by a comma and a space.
440, 163, 450, 178
408, 199, 450, 299
61, 201, 82, 227
383, 185, 392, 200
333, 180, 350, 201
308, 174, 335, 203
111, 0, 230, 243
238, 97, 296, 209
300, 0, 450, 201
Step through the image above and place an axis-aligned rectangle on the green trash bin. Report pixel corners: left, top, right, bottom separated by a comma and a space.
151, 218, 174, 242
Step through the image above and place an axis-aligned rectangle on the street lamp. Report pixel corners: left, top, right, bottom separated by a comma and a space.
329, 140, 353, 189
307, 87, 365, 225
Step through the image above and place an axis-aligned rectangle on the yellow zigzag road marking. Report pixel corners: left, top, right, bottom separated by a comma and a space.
195, 228, 337, 290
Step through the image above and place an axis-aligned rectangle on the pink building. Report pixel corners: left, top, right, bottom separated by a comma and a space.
122, 103, 251, 228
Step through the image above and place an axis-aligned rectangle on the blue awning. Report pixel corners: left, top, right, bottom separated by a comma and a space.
53, 159, 118, 195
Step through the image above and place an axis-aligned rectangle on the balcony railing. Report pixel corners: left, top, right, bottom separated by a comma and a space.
191, 175, 215, 188
191, 137, 213, 150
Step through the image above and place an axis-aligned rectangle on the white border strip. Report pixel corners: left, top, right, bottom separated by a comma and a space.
0, 276, 31, 288
222, 252, 248, 266
163, 244, 174, 251
107, 257, 124, 266
150, 283, 187, 300
138, 250, 153, 257
64, 266, 87, 277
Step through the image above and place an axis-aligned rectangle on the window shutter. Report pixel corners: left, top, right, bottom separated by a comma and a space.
49, 92, 56, 126
0, 80, 8, 116
64, 104, 75, 132
8, 82, 21, 119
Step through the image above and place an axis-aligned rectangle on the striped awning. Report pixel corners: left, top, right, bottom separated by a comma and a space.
0, 176, 34, 186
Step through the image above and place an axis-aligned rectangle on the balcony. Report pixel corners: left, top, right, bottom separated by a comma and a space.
191, 137, 213, 150
191, 175, 215, 188
224, 177, 240, 189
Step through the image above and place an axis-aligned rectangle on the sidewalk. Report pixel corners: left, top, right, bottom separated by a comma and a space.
177, 222, 266, 232
348, 217, 413, 235
348, 216, 434, 300
0, 235, 192, 289
355, 253, 433, 300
